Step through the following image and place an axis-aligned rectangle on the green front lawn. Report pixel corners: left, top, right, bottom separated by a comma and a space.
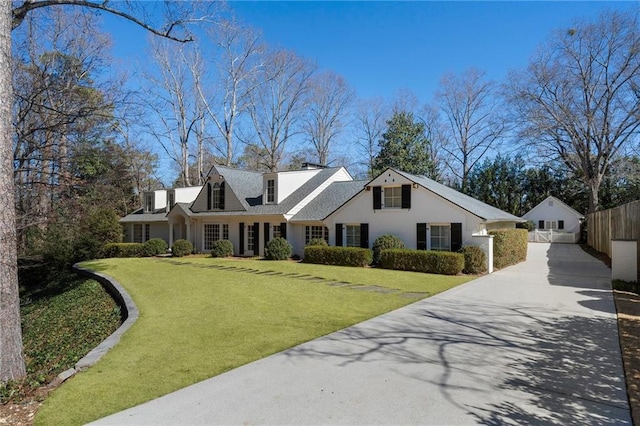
36, 257, 473, 425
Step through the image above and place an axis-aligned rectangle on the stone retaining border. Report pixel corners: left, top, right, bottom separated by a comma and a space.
49, 264, 139, 387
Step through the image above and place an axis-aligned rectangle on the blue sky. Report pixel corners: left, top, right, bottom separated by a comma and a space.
105, 1, 636, 103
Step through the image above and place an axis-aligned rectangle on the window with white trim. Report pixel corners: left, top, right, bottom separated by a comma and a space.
545, 220, 558, 230
346, 225, 361, 248
144, 194, 154, 213
305, 226, 328, 244
211, 183, 222, 209
167, 192, 175, 210
267, 179, 275, 203
247, 225, 255, 251
273, 225, 282, 239
383, 186, 402, 208
204, 224, 229, 250
144, 224, 150, 242
430, 225, 451, 251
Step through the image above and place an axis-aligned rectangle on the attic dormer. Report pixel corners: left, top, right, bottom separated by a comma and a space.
264, 173, 277, 204
143, 189, 167, 213
263, 169, 321, 204
206, 177, 226, 210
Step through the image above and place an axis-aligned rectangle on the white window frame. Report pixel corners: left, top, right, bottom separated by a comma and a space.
144, 224, 150, 242
273, 224, 282, 239
383, 186, 402, 208
167, 192, 175, 210
266, 179, 276, 204
144, 193, 154, 213
211, 183, 221, 209
305, 225, 328, 245
346, 225, 361, 248
545, 220, 558, 230
133, 224, 143, 243
203, 223, 229, 251
247, 225, 255, 252
429, 224, 451, 251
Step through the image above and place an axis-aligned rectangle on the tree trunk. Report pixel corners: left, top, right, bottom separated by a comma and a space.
0, 1, 26, 383
587, 177, 601, 214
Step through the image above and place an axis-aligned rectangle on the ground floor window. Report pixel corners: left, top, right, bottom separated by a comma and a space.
144, 224, 150, 242
204, 224, 229, 250
133, 224, 143, 243
247, 224, 255, 251
305, 225, 329, 244
273, 225, 281, 239
430, 225, 451, 251
545, 220, 558, 230
346, 225, 360, 248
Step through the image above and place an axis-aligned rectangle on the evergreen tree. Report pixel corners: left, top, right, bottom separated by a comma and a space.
372, 111, 437, 178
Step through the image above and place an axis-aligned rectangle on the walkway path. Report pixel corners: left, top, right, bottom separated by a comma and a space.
92, 243, 630, 425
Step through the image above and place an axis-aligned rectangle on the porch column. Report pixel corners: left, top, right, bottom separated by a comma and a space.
186, 221, 191, 244
169, 221, 174, 247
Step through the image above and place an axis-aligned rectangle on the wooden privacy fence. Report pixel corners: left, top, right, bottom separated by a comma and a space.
587, 200, 640, 280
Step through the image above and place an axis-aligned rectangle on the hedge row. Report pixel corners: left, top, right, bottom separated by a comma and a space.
101, 243, 145, 258
303, 246, 373, 267
379, 249, 464, 275
489, 228, 528, 269
459, 245, 487, 274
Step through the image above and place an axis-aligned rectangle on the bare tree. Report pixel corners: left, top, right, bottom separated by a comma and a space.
508, 10, 640, 213
354, 97, 388, 178
246, 49, 316, 172
419, 104, 447, 182
436, 68, 506, 192
303, 70, 354, 165
193, 18, 264, 167
2, 0, 198, 384
144, 38, 203, 187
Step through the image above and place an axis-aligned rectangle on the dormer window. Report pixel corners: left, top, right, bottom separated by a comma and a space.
144, 193, 154, 213
207, 181, 225, 210
267, 179, 275, 203
167, 192, 175, 210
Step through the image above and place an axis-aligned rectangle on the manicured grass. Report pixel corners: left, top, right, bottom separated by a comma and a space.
36, 257, 473, 425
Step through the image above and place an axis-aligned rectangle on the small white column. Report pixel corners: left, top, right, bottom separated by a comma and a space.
471, 234, 494, 274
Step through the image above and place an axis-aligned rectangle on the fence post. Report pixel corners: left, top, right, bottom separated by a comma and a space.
472, 234, 494, 274
612, 239, 638, 283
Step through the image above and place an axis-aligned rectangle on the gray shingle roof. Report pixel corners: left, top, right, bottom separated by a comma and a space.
119, 208, 168, 223
395, 169, 524, 222
291, 180, 366, 222
213, 166, 264, 210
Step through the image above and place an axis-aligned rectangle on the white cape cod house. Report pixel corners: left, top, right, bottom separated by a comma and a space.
120, 165, 524, 257
523, 195, 584, 243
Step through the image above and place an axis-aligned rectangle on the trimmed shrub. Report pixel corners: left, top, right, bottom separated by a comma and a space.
488, 228, 528, 269
264, 237, 292, 260
101, 243, 145, 258
379, 249, 464, 275
306, 238, 328, 247
372, 234, 405, 264
304, 246, 373, 267
210, 240, 234, 258
143, 238, 168, 257
459, 245, 487, 274
171, 239, 193, 258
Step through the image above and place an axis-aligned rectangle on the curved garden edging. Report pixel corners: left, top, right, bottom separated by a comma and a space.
50, 264, 139, 387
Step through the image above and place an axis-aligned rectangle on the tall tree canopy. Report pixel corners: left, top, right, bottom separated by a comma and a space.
372, 111, 437, 178
508, 10, 640, 213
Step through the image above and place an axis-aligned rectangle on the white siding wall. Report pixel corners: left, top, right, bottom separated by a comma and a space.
174, 186, 202, 203
153, 190, 167, 210
286, 168, 353, 219
325, 172, 484, 249
271, 169, 320, 203
523, 198, 581, 233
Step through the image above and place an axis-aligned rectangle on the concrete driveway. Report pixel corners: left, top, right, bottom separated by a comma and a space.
92, 243, 630, 425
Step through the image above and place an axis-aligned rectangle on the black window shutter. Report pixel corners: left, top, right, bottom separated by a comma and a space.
253, 222, 260, 254
219, 182, 225, 210
239, 222, 245, 255
401, 184, 411, 209
558, 220, 564, 230
324, 226, 329, 242
335, 223, 343, 246
451, 223, 462, 252
538, 220, 544, 229
207, 183, 212, 210
373, 186, 382, 210
360, 223, 369, 248
417, 223, 427, 250
280, 222, 287, 239
264, 223, 270, 248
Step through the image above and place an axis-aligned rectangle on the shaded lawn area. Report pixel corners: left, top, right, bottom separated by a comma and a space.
36, 257, 473, 425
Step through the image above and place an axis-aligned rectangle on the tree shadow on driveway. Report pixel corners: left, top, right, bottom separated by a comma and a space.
283, 297, 629, 425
